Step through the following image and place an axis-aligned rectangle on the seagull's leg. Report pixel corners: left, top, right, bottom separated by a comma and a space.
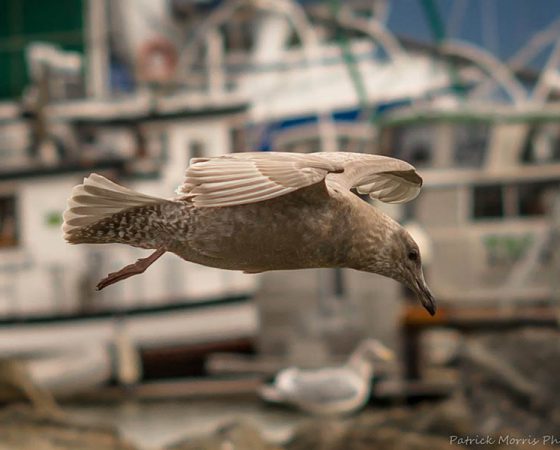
96, 248, 166, 290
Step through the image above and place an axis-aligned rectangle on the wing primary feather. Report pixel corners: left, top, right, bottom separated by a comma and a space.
359, 178, 394, 192
188, 169, 259, 178
194, 180, 279, 198
194, 178, 272, 193
197, 184, 284, 199
179, 151, 422, 207
197, 190, 291, 207
187, 173, 262, 182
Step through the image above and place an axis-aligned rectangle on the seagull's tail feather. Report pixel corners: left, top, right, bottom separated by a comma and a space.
258, 384, 286, 403
62, 174, 166, 246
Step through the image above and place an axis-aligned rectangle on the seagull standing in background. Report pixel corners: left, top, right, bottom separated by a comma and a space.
63, 151, 436, 315
259, 339, 394, 415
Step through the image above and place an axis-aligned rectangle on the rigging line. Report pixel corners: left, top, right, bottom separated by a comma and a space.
327, 2, 373, 156
442, 40, 527, 105
481, 0, 499, 57
472, 16, 560, 101
532, 37, 560, 103
327, 0, 369, 113
419, 0, 466, 98
326, 0, 404, 154
508, 16, 560, 71
448, 0, 466, 39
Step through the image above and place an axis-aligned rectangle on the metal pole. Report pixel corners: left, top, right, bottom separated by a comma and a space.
87, 0, 109, 98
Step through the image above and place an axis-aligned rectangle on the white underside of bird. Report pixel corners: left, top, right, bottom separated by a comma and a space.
259, 339, 394, 416
260, 366, 371, 416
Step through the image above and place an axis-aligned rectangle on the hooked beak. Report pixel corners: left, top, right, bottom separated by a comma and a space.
411, 274, 437, 316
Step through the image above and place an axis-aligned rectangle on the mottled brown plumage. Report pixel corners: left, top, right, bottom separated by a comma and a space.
63, 152, 436, 315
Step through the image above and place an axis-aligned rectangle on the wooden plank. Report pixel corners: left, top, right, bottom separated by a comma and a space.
401, 304, 559, 329
70, 376, 264, 403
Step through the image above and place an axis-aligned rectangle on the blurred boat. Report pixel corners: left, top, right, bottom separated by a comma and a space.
28, 345, 112, 397
0, 89, 259, 389
0, 0, 458, 364
377, 100, 560, 307
2, 0, 558, 395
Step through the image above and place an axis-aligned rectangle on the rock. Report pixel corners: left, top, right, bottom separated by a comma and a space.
0, 360, 59, 413
0, 406, 137, 450
286, 396, 560, 450
286, 419, 348, 450
459, 327, 560, 437
338, 405, 468, 450
167, 421, 282, 450
286, 406, 461, 450
381, 396, 475, 438
334, 426, 452, 450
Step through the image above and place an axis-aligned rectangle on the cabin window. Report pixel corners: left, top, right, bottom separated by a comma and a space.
416, 188, 461, 226
189, 140, 205, 161
390, 124, 435, 168
337, 136, 370, 153
472, 181, 558, 220
280, 137, 321, 154
454, 123, 488, 167
0, 195, 18, 248
518, 181, 556, 216
473, 185, 503, 219
336, 130, 373, 153
230, 126, 247, 153
222, 11, 254, 52
522, 124, 560, 164
146, 131, 166, 162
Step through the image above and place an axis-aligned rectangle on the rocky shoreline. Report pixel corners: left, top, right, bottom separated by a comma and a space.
1, 327, 560, 450
0, 396, 556, 450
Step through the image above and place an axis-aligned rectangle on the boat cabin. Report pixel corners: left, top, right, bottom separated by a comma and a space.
0, 93, 259, 358
378, 105, 560, 305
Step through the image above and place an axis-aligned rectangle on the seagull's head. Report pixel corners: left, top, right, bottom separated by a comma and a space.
391, 228, 437, 316
354, 339, 395, 362
348, 339, 394, 379
362, 224, 436, 316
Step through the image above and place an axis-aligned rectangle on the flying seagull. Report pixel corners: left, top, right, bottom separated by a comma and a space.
63, 151, 436, 315
259, 339, 394, 415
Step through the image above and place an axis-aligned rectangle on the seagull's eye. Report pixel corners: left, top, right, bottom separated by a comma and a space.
408, 250, 419, 261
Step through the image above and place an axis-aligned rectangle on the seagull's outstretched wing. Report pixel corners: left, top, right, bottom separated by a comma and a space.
178, 152, 422, 207
323, 152, 422, 203
178, 152, 342, 207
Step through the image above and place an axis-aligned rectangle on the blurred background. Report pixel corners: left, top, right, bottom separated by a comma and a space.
1, 0, 560, 449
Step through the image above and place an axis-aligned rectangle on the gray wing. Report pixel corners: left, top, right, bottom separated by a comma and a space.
323, 152, 423, 203
177, 151, 422, 207
282, 368, 362, 404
